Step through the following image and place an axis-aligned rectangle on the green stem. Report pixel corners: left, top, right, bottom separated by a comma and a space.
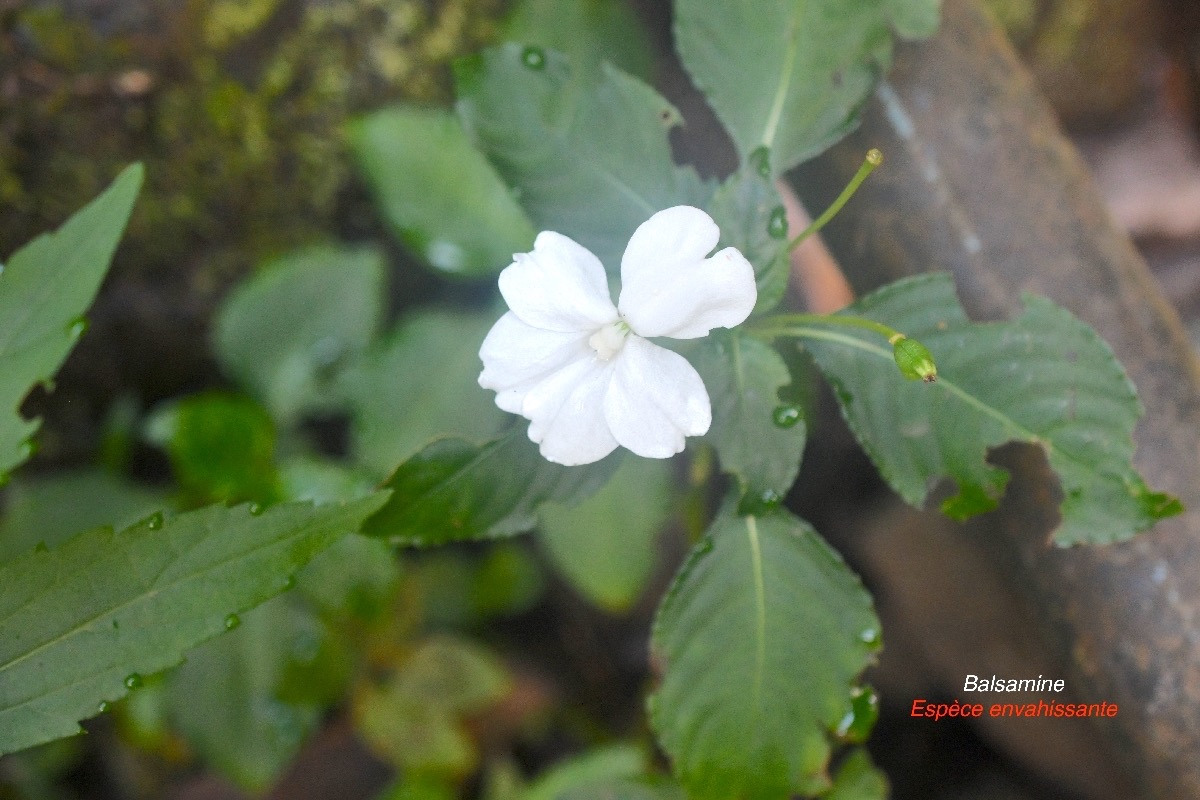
787, 148, 883, 251
750, 312, 903, 344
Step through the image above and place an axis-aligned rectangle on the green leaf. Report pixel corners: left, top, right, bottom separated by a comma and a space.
0, 492, 388, 756
160, 391, 280, 504
503, 0, 655, 82
355, 635, 509, 774
167, 597, 323, 791
0, 164, 142, 476
649, 507, 880, 798
801, 273, 1182, 545
692, 334, 807, 507
0, 470, 168, 562
822, 748, 888, 800
558, 782, 688, 800
339, 310, 506, 478
707, 168, 791, 314
522, 743, 647, 800
538, 456, 672, 612
212, 244, 384, 423
456, 44, 709, 269
364, 430, 618, 545
674, 0, 933, 174
349, 107, 535, 277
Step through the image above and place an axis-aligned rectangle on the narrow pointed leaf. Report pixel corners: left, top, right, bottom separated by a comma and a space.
802, 273, 1181, 545
0, 492, 388, 755
675, 0, 940, 174
649, 507, 880, 798
0, 164, 142, 475
456, 44, 709, 268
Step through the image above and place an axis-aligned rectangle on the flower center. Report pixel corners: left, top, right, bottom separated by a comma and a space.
588, 320, 631, 361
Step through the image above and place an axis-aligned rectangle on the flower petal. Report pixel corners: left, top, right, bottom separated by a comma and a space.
604, 336, 710, 458
498, 231, 617, 332
478, 312, 594, 414
618, 207, 756, 339
522, 356, 619, 466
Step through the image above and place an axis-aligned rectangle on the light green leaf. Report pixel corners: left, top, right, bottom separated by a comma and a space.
822, 748, 888, 800
456, 44, 709, 269
364, 430, 618, 545
503, 0, 655, 82
539, 456, 671, 612
692, 334, 806, 507
339, 310, 506, 478
674, 0, 934, 174
886, 0, 943, 39
0, 470, 168, 562
355, 636, 509, 774
0, 164, 142, 476
649, 507, 880, 798
707, 168, 791, 313
167, 597, 323, 791
558, 781, 687, 800
349, 107, 535, 277
0, 491, 388, 756
801, 273, 1181, 545
522, 743, 647, 800
212, 244, 384, 423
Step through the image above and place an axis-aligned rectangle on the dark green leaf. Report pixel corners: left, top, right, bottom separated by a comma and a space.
167, 597, 323, 791
0, 164, 142, 476
539, 455, 672, 612
364, 430, 618, 545
212, 244, 384, 423
349, 107, 535, 277
503, 0, 655, 82
675, 0, 937, 174
707, 169, 791, 313
338, 310, 506, 478
649, 507, 880, 798
0, 492, 388, 756
822, 748, 888, 800
692, 334, 806, 506
802, 273, 1181, 545
456, 44, 709, 269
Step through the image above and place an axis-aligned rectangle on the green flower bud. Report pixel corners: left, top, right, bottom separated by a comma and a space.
891, 335, 937, 382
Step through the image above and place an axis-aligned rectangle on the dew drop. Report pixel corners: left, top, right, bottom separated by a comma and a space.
520, 45, 546, 70
124, 673, 143, 690
224, 613, 241, 631
738, 488, 783, 516
98, 701, 110, 714
66, 317, 89, 339
248, 502, 264, 516
18, 439, 37, 460
144, 512, 164, 531
748, 146, 771, 178
835, 685, 879, 743
767, 206, 788, 240
772, 404, 802, 428
860, 627, 880, 647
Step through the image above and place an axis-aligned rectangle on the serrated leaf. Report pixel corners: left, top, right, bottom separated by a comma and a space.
539, 456, 672, 612
801, 273, 1181, 545
649, 507, 879, 799
338, 310, 506, 478
0, 164, 142, 476
823, 748, 888, 800
674, 0, 934, 174
349, 107, 535, 277
503, 0, 655, 82
691, 334, 806, 505
212, 244, 384, 423
364, 430, 618, 545
0, 491, 388, 756
167, 596, 323, 791
707, 168, 791, 313
456, 44, 709, 269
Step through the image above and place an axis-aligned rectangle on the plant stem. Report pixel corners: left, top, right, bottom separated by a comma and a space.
787, 148, 883, 252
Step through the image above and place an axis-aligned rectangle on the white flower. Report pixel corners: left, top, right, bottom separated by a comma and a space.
478, 206, 757, 466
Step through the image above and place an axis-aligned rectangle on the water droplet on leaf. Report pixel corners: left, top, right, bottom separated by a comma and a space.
97, 701, 110, 714
860, 627, 880, 647
18, 440, 37, 460
248, 503, 264, 516
520, 45, 546, 70
835, 685, 879, 742
224, 613, 241, 631
144, 512, 164, 531
738, 488, 783, 516
124, 673, 143, 690
772, 404, 803, 428
749, 146, 771, 178
767, 206, 788, 239
66, 317, 89, 339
